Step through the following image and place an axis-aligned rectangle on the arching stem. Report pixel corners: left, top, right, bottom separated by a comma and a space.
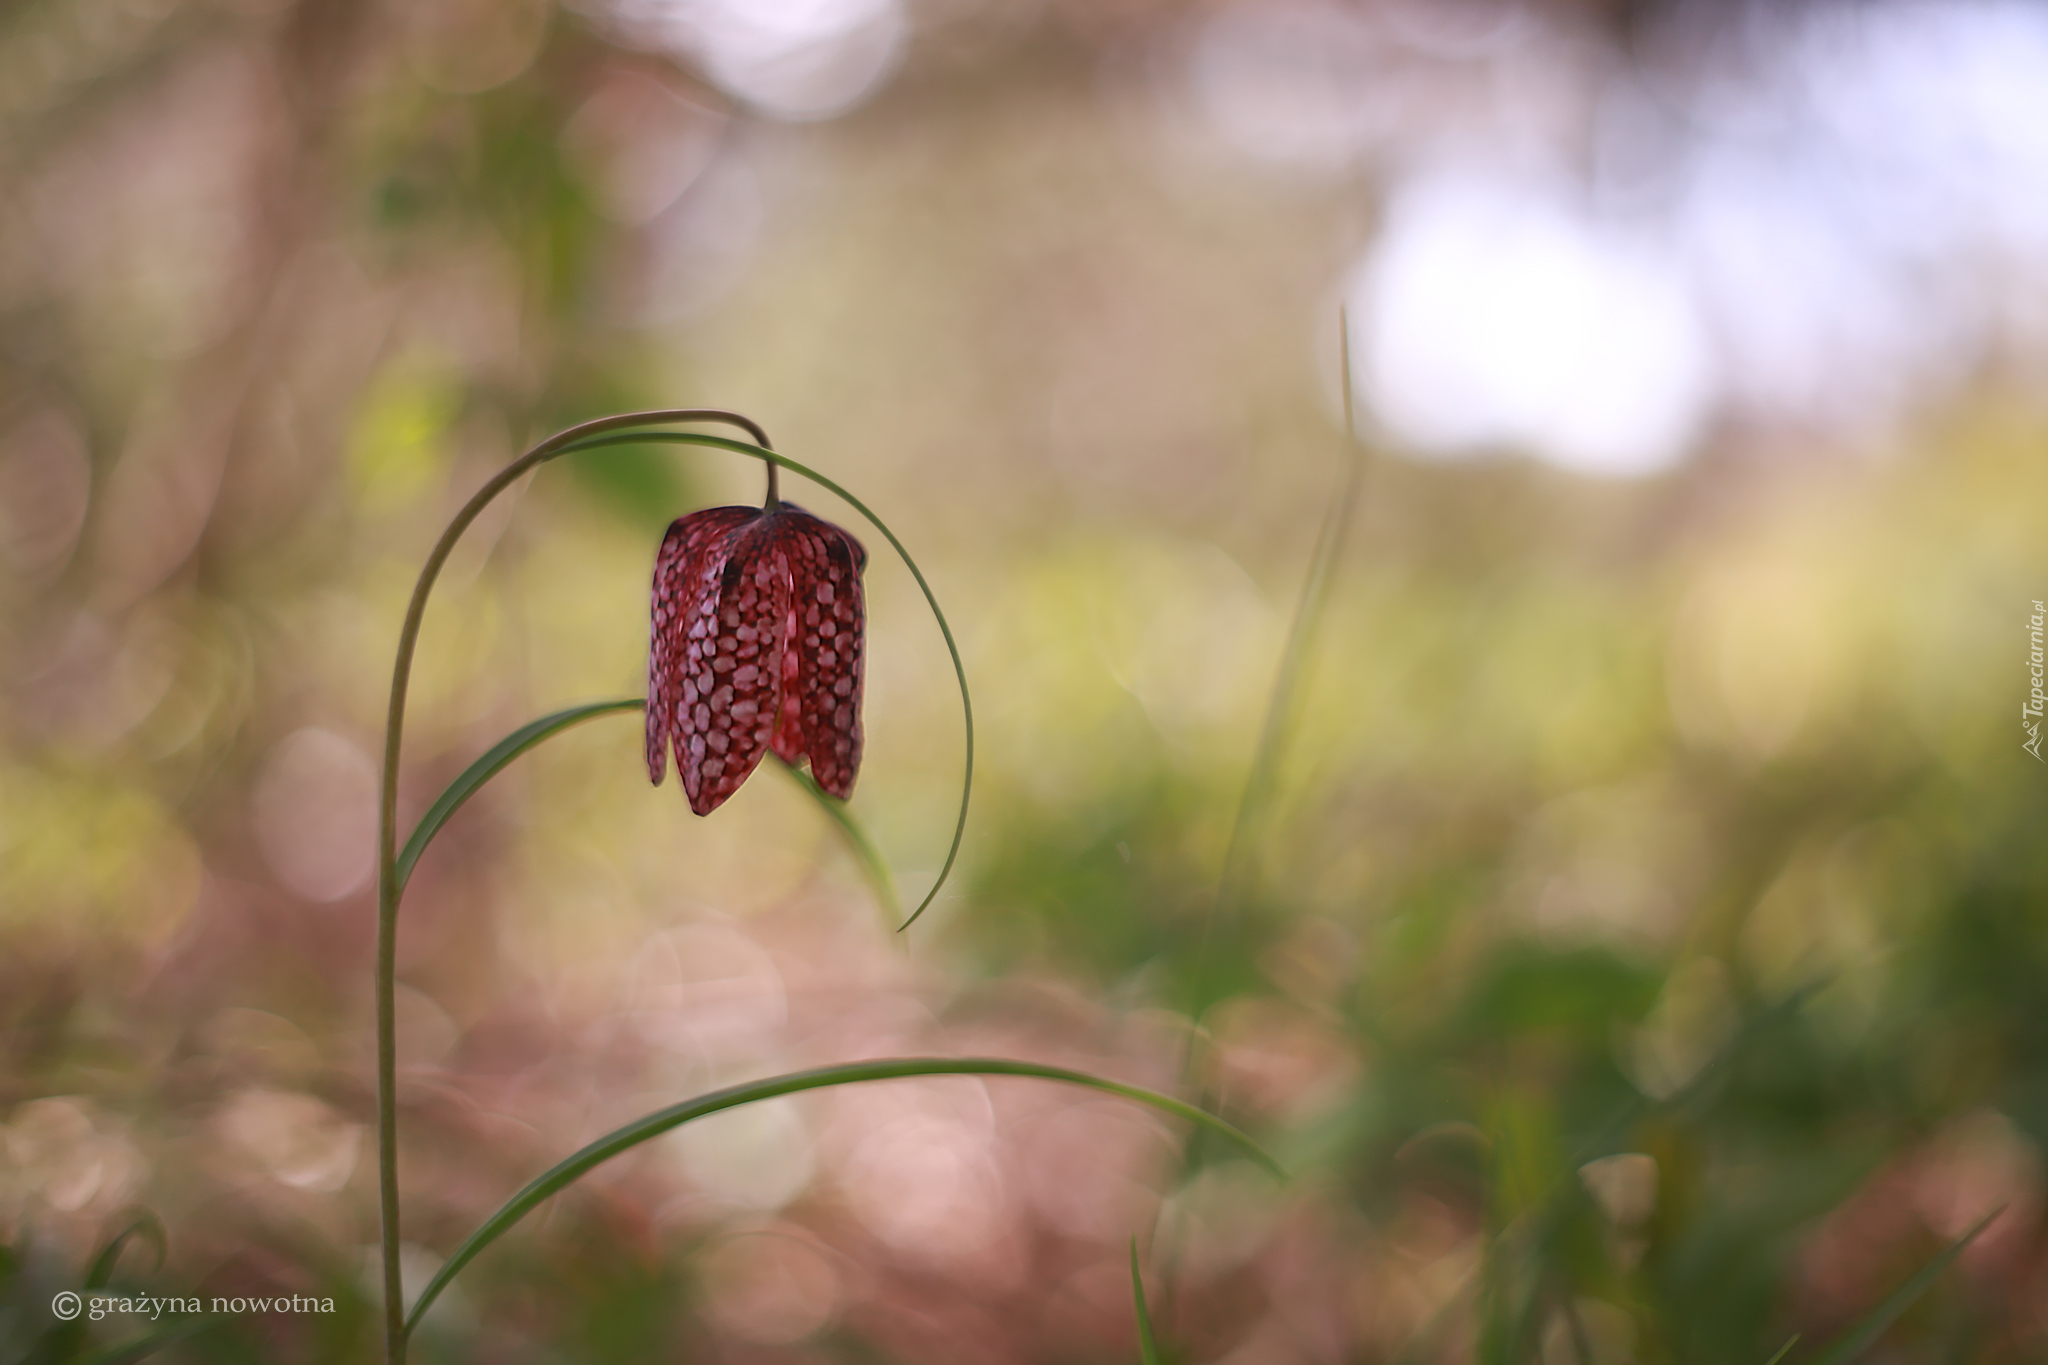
374, 409, 769, 1365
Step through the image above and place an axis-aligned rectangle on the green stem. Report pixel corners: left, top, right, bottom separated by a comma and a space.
376, 409, 770, 1365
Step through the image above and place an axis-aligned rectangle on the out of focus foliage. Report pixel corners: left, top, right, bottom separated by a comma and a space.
3, 0, 2047, 1362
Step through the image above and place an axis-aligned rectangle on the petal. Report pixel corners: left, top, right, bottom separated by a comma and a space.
648, 506, 759, 789
677, 515, 793, 816
764, 508, 866, 799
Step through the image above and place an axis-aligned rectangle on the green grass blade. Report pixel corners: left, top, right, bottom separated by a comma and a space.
394, 699, 643, 893
83, 1212, 165, 1291
1198, 315, 1367, 1012
396, 695, 903, 918
405, 1057, 1277, 1336
775, 755, 905, 923
555, 431, 973, 931
1762, 1335, 1800, 1365
1131, 1237, 1161, 1365
1213, 400, 1364, 915
1803, 1209, 1999, 1365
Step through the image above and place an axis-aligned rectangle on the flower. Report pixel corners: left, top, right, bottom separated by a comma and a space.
646, 502, 868, 815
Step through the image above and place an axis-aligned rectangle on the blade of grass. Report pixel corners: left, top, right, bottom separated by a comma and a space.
1468, 980, 1833, 1365
394, 700, 643, 893
394, 697, 904, 921
775, 755, 905, 923
406, 1057, 1278, 1335
83, 1212, 165, 1291
1195, 312, 1367, 1013
38, 1212, 180, 1365
1131, 1237, 1161, 1365
555, 430, 972, 931
1156, 313, 1370, 1337
1802, 1209, 1999, 1365
1762, 1335, 1800, 1365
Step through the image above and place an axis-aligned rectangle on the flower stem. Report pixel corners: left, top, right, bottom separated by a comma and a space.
375, 409, 770, 1365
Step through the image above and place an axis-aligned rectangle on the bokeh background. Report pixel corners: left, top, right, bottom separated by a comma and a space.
4, 0, 2048, 1360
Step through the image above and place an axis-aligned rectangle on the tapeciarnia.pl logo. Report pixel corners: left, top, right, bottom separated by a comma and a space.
2027, 599, 2045, 761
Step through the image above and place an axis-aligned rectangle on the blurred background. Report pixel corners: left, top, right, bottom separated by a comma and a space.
3, 0, 2048, 1359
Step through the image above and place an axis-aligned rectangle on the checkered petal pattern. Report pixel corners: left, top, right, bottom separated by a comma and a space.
648, 503, 867, 814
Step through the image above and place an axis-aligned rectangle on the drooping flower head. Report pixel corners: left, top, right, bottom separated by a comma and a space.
647, 502, 867, 815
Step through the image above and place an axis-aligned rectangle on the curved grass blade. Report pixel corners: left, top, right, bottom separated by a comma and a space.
1803, 1208, 1999, 1365
1131, 1237, 1161, 1365
775, 755, 905, 924
556, 431, 972, 931
406, 1057, 1277, 1336
84, 1212, 166, 1291
397, 695, 904, 919
1762, 1336, 1799, 1365
394, 699, 643, 894
35, 1211, 184, 1365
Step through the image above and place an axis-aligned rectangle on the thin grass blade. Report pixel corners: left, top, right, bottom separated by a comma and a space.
1131, 1237, 1161, 1365
394, 699, 643, 893
406, 1057, 1277, 1336
83, 1212, 166, 1291
400, 694, 902, 918
775, 755, 905, 923
1762, 1335, 1799, 1365
556, 431, 972, 930
1804, 1209, 1999, 1365
1198, 314, 1367, 1012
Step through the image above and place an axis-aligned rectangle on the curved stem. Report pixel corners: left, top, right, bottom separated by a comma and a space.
376, 409, 769, 1364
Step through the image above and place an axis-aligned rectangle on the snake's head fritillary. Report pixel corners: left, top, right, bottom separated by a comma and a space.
647, 503, 868, 815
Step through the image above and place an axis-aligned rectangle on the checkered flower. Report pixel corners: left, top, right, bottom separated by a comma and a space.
646, 503, 867, 815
